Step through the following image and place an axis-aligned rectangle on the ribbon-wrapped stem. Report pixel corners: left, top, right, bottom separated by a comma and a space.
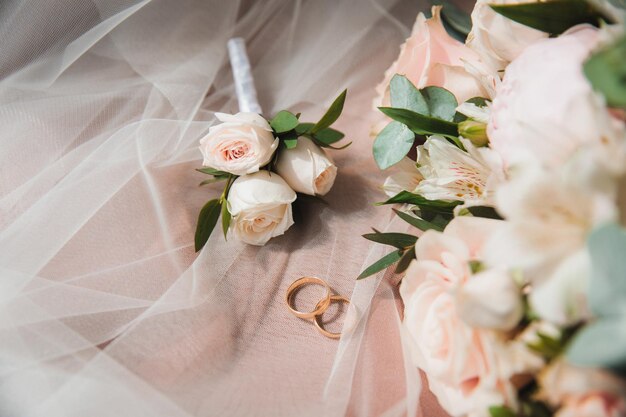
227, 38, 262, 114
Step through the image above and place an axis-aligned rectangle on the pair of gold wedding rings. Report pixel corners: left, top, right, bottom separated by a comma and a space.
285, 276, 349, 339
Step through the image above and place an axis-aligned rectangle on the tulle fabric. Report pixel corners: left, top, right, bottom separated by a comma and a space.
0, 1, 447, 416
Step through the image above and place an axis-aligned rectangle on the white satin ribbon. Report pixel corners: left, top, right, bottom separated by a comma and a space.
227, 38, 262, 114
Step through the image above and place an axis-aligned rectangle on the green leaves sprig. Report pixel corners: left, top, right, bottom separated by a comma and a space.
489, 0, 615, 36
584, 34, 626, 110
374, 75, 460, 170
269, 89, 349, 151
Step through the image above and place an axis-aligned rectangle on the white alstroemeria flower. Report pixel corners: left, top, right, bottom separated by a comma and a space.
415, 136, 505, 206
382, 157, 423, 197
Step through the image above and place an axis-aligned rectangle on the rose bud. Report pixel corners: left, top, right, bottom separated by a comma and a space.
275, 136, 337, 196
199, 112, 278, 176
227, 171, 296, 246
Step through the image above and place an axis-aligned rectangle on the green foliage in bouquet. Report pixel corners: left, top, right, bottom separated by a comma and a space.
194, 90, 348, 252
374, 75, 460, 170
489, 0, 616, 36
584, 35, 626, 110
567, 223, 626, 373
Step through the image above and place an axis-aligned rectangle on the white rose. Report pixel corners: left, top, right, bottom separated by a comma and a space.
275, 136, 337, 196
227, 171, 296, 246
456, 267, 524, 331
467, 0, 548, 72
199, 112, 278, 176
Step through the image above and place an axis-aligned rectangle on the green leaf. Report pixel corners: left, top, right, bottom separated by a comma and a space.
395, 246, 416, 274
373, 121, 415, 170
421, 86, 458, 122
362, 232, 417, 249
310, 89, 347, 134
379, 191, 460, 211
221, 199, 231, 239
584, 35, 626, 110
194, 199, 222, 252
295, 122, 315, 135
270, 110, 299, 133
393, 209, 444, 232
313, 127, 345, 145
357, 250, 403, 280
587, 223, 626, 317
199, 177, 227, 186
390, 75, 429, 114
489, 0, 615, 35
439, 1, 472, 38
378, 107, 458, 137
567, 317, 626, 371
464, 205, 503, 220
196, 167, 230, 177
284, 138, 298, 149
488, 405, 517, 417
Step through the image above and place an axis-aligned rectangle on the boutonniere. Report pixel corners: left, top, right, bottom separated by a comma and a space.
194, 38, 349, 251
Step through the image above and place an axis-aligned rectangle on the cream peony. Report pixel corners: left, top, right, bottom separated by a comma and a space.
227, 171, 296, 246
488, 25, 626, 171
375, 6, 490, 107
467, 0, 547, 72
539, 358, 626, 417
484, 164, 617, 325
400, 217, 529, 416
275, 137, 337, 196
200, 112, 278, 176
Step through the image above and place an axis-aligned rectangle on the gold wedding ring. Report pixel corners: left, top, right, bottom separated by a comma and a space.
285, 276, 332, 319
313, 295, 350, 339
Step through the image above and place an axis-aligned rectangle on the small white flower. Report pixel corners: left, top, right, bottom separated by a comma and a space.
415, 136, 505, 206
382, 157, 423, 197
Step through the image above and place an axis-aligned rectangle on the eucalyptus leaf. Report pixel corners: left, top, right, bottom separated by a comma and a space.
584, 35, 626, 109
421, 86, 458, 122
357, 250, 402, 280
373, 121, 415, 170
567, 317, 626, 370
490, 0, 614, 35
395, 246, 416, 274
310, 89, 347, 134
270, 110, 299, 133
362, 232, 417, 249
393, 208, 444, 232
390, 75, 429, 114
221, 200, 231, 239
378, 107, 458, 137
194, 199, 222, 252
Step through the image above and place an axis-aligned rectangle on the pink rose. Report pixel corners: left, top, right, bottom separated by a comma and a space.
488, 25, 625, 171
400, 217, 527, 416
467, 0, 547, 71
539, 359, 626, 417
557, 395, 626, 417
375, 6, 490, 107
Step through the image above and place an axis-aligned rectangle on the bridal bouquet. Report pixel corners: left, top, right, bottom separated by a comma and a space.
194, 90, 348, 250
363, 1, 626, 416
